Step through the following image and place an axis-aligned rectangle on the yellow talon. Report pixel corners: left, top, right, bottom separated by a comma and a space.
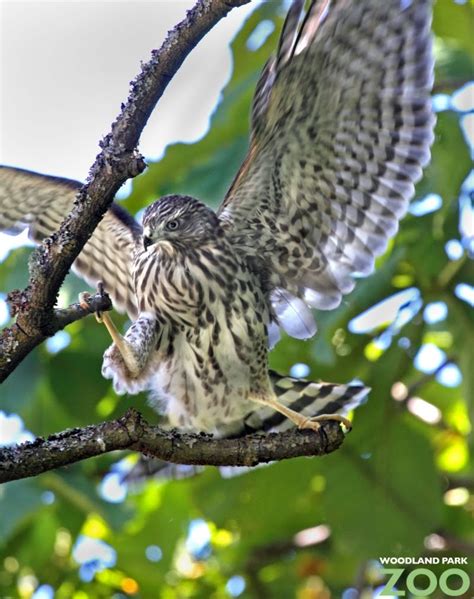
78, 291, 91, 311
299, 414, 352, 432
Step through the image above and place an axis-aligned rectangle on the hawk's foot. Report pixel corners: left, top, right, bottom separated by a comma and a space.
79, 281, 108, 323
78, 291, 93, 312
298, 413, 352, 433
78, 289, 140, 377
78, 289, 106, 325
249, 394, 352, 433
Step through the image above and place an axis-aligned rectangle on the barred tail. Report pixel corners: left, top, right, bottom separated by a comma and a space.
242, 370, 369, 433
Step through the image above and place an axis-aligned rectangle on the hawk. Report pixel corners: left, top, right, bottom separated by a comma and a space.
0, 0, 434, 437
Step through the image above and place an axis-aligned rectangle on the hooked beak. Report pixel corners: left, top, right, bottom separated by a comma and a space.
143, 235, 153, 250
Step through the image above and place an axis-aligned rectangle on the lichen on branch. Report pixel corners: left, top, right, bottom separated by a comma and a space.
0, 410, 345, 484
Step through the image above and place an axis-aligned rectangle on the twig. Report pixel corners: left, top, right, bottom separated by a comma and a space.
432, 77, 472, 94
353, 561, 369, 598
446, 475, 474, 491
0, 409, 345, 484
0, 0, 250, 382
6, 287, 112, 331
0, 291, 113, 376
244, 524, 332, 598
438, 531, 474, 556
405, 356, 456, 398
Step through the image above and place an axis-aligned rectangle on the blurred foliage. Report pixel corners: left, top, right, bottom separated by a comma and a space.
0, 1, 473, 598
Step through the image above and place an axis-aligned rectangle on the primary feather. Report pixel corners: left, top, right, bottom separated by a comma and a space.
219, 0, 434, 334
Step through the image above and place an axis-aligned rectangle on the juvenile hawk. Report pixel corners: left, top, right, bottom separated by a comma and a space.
0, 0, 434, 436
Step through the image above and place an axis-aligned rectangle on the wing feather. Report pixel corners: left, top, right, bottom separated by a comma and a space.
0, 166, 140, 318
219, 0, 434, 336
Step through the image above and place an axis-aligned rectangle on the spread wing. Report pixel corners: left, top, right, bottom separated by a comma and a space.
0, 166, 140, 318
219, 0, 435, 338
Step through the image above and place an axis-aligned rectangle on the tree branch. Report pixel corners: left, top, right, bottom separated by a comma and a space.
0, 410, 345, 484
0, 0, 250, 382
0, 290, 113, 376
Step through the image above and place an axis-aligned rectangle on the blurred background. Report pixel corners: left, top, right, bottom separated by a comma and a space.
0, 1, 473, 597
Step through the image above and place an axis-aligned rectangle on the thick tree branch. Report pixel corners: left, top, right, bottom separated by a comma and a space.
0, 410, 345, 484
0, 0, 250, 382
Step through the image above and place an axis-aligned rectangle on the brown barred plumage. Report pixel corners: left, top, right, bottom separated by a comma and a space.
0, 0, 434, 437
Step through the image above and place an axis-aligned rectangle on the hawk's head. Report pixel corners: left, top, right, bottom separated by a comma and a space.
142, 195, 221, 250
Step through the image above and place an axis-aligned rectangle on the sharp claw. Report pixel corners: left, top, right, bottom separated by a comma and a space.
308, 414, 352, 432
94, 281, 107, 322
298, 417, 321, 431
299, 414, 352, 433
79, 291, 91, 311
79, 289, 105, 322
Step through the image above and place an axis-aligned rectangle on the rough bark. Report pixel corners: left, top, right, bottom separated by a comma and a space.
0, 410, 346, 483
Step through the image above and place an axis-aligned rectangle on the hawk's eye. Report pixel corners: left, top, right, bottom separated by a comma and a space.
166, 220, 179, 231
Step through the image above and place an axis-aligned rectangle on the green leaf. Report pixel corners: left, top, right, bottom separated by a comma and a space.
433, 1, 474, 57
0, 479, 44, 546
322, 421, 443, 559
